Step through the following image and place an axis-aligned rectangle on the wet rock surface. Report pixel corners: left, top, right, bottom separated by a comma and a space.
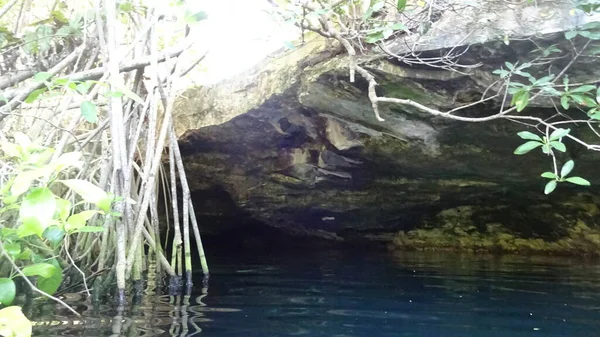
175, 1, 600, 242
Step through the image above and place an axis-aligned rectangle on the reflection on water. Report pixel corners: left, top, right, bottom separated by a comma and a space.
27, 249, 600, 337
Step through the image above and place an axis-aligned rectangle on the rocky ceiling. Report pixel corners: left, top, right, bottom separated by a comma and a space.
173, 0, 600, 241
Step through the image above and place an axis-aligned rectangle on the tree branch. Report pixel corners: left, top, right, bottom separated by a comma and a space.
0, 45, 84, 121
0, 42, 190, 117
0, 70, 34, 90
0, 0, 19, 20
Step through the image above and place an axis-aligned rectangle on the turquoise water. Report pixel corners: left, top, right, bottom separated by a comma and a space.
30, 248, 600, 337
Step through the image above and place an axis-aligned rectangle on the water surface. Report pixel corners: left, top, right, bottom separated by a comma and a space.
30, 248, 600, 337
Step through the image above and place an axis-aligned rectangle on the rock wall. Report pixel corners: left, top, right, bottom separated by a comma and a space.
175, 1, 600, 244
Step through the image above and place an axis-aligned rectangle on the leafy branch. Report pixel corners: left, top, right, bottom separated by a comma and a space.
277, 0, 600, 192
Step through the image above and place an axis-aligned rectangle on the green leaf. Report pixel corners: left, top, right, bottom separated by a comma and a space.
549, 128, 570, 140
541, 171, 557, 179
76, 82, 91, 95
2, 242, 21, 257
80, 101, 97, 123
10, 166, 53, 198
54, 198, 71, 222
362, 7, 374, 19
1, 141, 20, 158
25, 88, 47, 104
72, 226, 105, 233
365, 32, 384, 43
534, 74, 555, 85
397, 0, 407, 11
22, 263, 56, 278
561, 95, 570, 110
96, 196, 113, 213
492, 69, 510, 78
511, 90, 530, 112
582, 21, 600, 30
119, 2, 133, 12
571, 94, 595, 107
37, 265, 62, 295
34, 72, 52, 82
53, 78, 70, 86
184, 10, 208, 24
565, 176, 591, 186
571, 85, 597, 93
579, 30, 600, 39
541, 86, 561, 96
59, 179, 108, 205
561, 160, 575, 177
0, 278, 16, 306
392, 22, 405, 30
371, 1, 385, 12
17, 218, 45, 238
43, 226, 65, 247
109, 78, 144, 104
542, 143, 551, 154
108, 91, 123, 98
65, 210, 100, 232
514, 141, 543, 155
15, 249, 33, 261
51, 151, 83, 172
504, 62, 514, 70
517, 131, 542, 141
0, 94, 7, 103
50, 10, 68, 24
565, 30, 578, 40
550, 141, 566, 152
544, 180, 557, 194
597, 87, 600, 104
516, 62, 532, 70
18, 188, 56, 238
31, 260, 63, 295
382, 27, 394, 39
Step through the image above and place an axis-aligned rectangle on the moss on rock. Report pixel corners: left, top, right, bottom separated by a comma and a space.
390, 219, 600, 257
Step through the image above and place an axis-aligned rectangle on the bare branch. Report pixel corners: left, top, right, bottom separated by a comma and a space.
0, 44, 85, 120
0, 0, 19, 20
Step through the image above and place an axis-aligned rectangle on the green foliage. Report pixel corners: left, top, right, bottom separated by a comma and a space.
0, 133, 110, 301
513, 126, 590, 193
184, 10, 208, 24
364, 22, 405, 44
25, 76, 100, 124
397, 0, 407, 11
0, 279, 15, 306
362, 0, 406, 43
513, 128, 569, 156
80, 101, 98, 123
539, 158, 590, 194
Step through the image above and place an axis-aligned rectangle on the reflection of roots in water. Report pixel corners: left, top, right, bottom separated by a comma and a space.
327, 309, 439, 321
32, 285, 234, 337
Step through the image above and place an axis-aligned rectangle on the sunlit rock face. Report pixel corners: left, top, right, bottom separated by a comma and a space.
175, 1, 600, 241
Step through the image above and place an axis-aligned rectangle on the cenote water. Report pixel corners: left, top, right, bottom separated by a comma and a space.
28, 247, 600, 337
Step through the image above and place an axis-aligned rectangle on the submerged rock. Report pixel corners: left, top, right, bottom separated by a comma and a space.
175, 1, 600, 247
